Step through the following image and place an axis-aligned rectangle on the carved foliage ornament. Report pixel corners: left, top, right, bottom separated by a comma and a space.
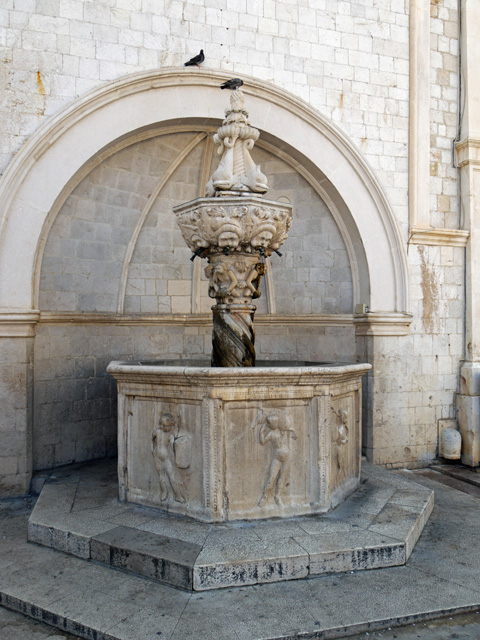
175, 202, 292, 257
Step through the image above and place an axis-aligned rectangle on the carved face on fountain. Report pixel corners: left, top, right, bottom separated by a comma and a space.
250, 222, 277, 249
266, 413, 280, 430
207, 210, 243, 250
160, 414, 176, 432
217, 226, 241, 248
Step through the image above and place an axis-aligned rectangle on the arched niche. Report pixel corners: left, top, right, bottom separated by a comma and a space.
0, 69, 409, 315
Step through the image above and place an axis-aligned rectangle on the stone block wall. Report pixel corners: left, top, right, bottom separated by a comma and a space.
33, 322, 356, 470
362, 242, 465, 468
0, 0, 468, 487
0, 338, 33, 495
1, 0, 453, 235
430, 0, 460, 229
39, 132, 353, 317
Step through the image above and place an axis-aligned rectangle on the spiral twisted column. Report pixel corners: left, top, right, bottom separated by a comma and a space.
211, 304, 256, 367
206, 252, 261, 367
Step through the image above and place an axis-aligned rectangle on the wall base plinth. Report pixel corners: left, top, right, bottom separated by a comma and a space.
457, 362, 480, 467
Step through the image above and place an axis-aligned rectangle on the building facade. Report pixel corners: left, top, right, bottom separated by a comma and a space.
0, 0, 479, 496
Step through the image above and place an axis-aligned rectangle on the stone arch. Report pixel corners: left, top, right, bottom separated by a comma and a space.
0, 69, 409, 316
35, 127, 355, 319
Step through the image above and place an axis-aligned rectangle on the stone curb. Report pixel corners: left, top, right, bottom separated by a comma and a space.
1, 591, 479, 640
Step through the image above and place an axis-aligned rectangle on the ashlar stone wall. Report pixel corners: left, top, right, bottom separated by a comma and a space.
40, 132, 353, 316
0, 338, 33, 494
430, 0, 460, 229
0, 0, 468, 485
1, 0, 420, 235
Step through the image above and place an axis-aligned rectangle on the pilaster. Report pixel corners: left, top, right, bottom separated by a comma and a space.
456, 0, 480, 466
0, 310, 38, 495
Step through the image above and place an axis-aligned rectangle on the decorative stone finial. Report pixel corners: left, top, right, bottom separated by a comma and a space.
173, 88, 292, 367
205, 90, 268, 197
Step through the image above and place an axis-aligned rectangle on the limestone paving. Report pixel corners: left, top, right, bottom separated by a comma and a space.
345, 611, 480, 640
0, 606, 79, 640
0, 468, 479, 639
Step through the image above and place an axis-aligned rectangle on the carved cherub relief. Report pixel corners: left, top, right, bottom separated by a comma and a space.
205, 259, 265, 304
230, 259, 260, 298
250, 262, 266, 299
205, 262, 237, 299
257, 411, 296, 507
331, 407, 350, 487
151, 413, 190, 503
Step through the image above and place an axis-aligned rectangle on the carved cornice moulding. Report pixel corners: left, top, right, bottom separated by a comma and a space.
354, 313, 413, 336
0, 311, 413, 337
0, 310, 40, 337
408, 226, 470, 247
455, 138, 480, 167
38, 312, 355, 328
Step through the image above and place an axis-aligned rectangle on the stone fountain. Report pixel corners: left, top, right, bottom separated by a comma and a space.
107, 88, 371, 522
26, 87, 434, 601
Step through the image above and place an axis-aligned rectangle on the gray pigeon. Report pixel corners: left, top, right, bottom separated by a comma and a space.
220, 78, 243, 90
184, 50, 204, 67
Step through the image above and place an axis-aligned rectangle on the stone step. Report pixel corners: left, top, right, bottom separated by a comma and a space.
4, 466, 480, 640
90, 525, 201, 590
27, 459, 434, 592
433, 464, 480, 488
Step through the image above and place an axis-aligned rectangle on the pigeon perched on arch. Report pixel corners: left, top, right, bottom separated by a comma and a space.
184, 50, 204, 67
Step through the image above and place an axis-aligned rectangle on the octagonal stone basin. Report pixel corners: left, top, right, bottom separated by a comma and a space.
107, 360, 371, 523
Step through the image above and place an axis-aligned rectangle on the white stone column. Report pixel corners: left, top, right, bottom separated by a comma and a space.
456, 0, 480, 466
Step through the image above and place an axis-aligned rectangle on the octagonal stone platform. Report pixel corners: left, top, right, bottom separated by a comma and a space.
28, 458, 434, 591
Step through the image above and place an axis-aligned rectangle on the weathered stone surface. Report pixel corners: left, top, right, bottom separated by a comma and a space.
108, 361, 370, 522
211, 304, 256, 367
193, 530, 309, 590
91, 525, 201, 590
26, 458, 434, 592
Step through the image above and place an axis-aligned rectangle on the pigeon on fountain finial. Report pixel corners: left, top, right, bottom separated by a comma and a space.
220, 78, 243, 90
204, 78, 267, 197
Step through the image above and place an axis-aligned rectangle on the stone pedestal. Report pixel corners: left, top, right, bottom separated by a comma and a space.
107, 361, 371, 522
